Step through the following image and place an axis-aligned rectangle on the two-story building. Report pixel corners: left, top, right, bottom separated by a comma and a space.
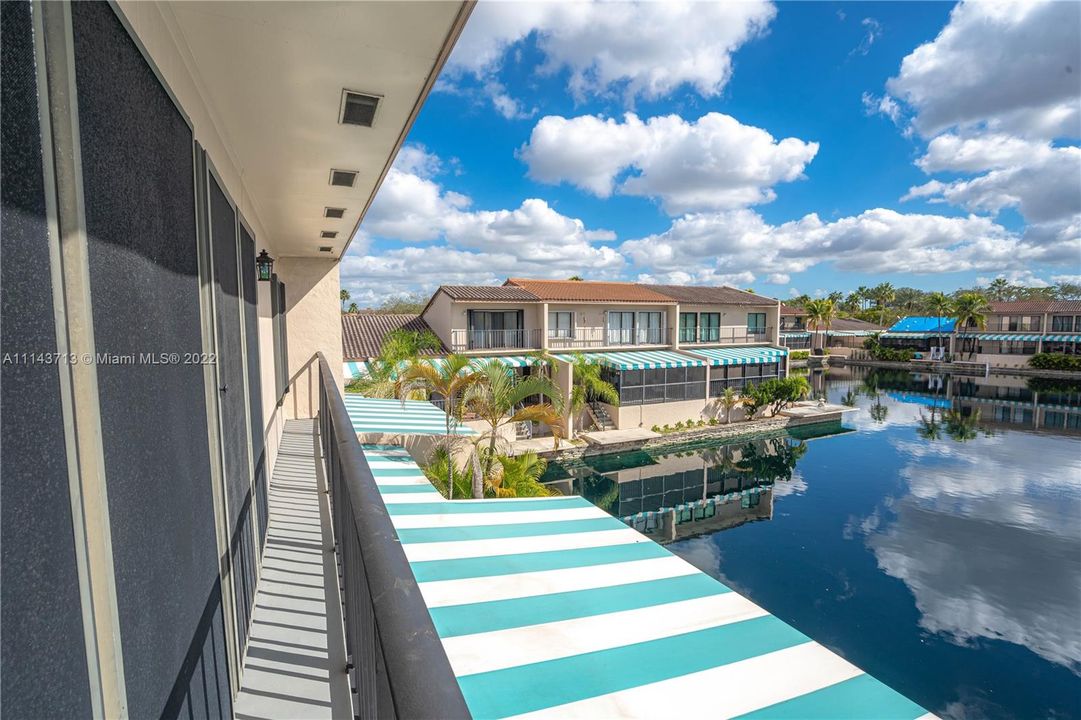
954, 300, 1081, 368
345, 278, 789, 431
779, 305, 884, 349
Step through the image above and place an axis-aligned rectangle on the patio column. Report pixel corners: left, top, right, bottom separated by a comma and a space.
541, 302, 549, 350
555, 356, 574, 438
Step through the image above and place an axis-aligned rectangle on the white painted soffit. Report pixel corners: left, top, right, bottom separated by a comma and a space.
167, 1, 472, 260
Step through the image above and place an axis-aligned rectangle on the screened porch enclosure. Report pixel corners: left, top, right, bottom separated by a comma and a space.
602, 365, 708, 406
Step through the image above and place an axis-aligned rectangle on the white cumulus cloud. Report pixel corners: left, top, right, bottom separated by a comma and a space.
520, 112, 819, 214
445, 0, 776, 110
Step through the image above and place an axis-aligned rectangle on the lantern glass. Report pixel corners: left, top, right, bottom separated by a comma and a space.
256, 249, 274, 282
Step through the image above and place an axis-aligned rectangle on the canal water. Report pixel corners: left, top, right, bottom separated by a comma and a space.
542, 367, 1081, 720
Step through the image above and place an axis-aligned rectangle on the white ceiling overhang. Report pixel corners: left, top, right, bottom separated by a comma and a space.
166, 1, 471, 259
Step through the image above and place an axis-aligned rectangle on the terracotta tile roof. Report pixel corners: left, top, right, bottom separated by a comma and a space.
649, 285, 777, 306
988, 300, 1081, 313
341, 313, 446, 360
439, 285, 539, 301
780, 304, 803, 316
505, 278, 675, 303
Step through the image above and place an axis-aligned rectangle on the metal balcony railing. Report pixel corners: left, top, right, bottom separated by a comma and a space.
316, 353, 469, 719
679, 326, 772, 344
450, 328, 542, 352
546, 326, 674, 349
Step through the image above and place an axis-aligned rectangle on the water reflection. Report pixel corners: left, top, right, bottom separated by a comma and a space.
560, 368, 1081, 719
542, 429, 844, 543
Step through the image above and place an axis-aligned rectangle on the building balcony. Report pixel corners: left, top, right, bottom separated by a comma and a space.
449, 328, 543, 352
679, 326, 773, 345
547, 326, 674, 350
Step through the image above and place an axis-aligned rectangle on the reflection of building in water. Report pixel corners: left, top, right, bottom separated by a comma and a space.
543, 434, 811, 543
626, 487, 774, 544
847, 368, 1081, 435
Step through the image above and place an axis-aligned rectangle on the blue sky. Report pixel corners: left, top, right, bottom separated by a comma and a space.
341, 1, 1081, 304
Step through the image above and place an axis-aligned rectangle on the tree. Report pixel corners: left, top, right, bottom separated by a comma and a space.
375, 292, 428, 314
398, 355, 483, 500
804, 299, 836, 351
943, 409, 982, 442
340, 288, 350, 313
463, 360, 563, 488
954, 292, 991, 358
985, 277, 1013, 302
347, 329, 441, 397
490, 453, 557, 497
925, 292, 955, 351
742, 376, 809, 418
567, 275, 584, 281
560, 353, 619, 437
347, 302, 359, 313
719, 386, 740, 424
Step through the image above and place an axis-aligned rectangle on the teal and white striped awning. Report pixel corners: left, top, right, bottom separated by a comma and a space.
553, 350, 706, 370
957, 333, 1081, 342
343, 361, 369, 381
828, 330, 878, 337
430, 354, 542, 370
357, 444, 934, 720
343, 396, 476, 436
685, 346, 788, 366
781, 331, 810, 339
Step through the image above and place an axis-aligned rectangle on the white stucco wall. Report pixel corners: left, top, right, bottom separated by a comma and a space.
276, 257, 342, 419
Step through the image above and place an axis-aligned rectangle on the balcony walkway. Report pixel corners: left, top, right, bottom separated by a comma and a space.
235, 420, 351, 720
363, 444, 935, 720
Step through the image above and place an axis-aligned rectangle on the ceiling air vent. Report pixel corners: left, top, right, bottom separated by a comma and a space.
340, 90, 381, 127
319, 246, 334, 253
320, 231, 338, 239
324, 207, 346, 219
329, 169, 358, 187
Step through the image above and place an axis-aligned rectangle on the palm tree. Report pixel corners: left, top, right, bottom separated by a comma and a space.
986, 277, 1013, 302
719, 386, 740, 424
398, 355, 483, 500
490, 453, 558, 497
347, 302, 359, 313
463, 360, 564, 488
340, 288, 350, 312
943, 409, 981, 442
925, 292, 955, 352
560, 353, 619, 437
871, 282, 896, 309
348, 329, 441, 397
804, 298, 836, 352
954, 292, 991, 358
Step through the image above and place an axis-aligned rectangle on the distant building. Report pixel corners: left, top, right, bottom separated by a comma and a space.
779, 304, 884, 349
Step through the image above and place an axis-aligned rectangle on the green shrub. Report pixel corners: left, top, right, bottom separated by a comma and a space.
1029, 353, 1081, 371
697, 419, 706, 427
708, 417, 719, 426
662, 424, 671, 433
862, 338, 915, 362
674, 421, 684, 430
742, 376, 811, 417
790, 350, 810, 360
651, 424, 661, 432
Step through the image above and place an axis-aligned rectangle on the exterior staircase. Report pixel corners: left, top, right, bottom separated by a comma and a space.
588, 401, 617, 431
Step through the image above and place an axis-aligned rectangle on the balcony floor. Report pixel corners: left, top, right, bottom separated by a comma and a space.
235, 420, 351, 720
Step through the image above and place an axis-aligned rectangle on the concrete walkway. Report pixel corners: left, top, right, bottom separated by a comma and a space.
235, 420, 352, 720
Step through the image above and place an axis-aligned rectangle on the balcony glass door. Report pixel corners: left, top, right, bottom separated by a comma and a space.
608, 312, 635, 345
637, 312, 664, 344
701, 313, 720, 342
747, 312, 766, 339
469, 310, 523, 349
679, 313, 697, 343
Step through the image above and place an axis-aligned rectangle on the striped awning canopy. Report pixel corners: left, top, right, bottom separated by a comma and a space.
343, 395, 476, 436
430, 354, 542, 370
684, 346, 788, 366
356, 444, 934, 719
957, 333, 1081, 342
780, 331, 810, 339
828, 330, 878, 337
553, 350, 706, 370
343, 361, 369, 381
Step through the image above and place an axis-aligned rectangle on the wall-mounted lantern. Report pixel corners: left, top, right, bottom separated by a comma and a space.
256, 249, 274, 281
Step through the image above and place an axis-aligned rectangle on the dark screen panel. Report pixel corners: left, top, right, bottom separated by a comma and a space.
71, 3, 229, 717
0, 2, 94, 715
207, 174, 257, 646
239, 224, 267, 543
